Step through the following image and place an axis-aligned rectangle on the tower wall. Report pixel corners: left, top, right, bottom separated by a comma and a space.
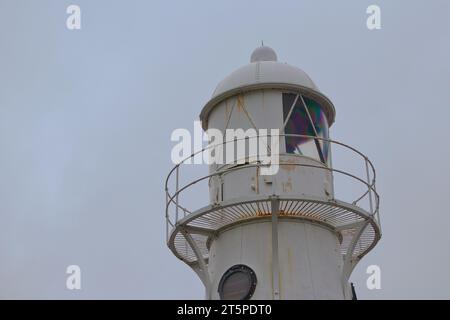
208, 219, 345, 299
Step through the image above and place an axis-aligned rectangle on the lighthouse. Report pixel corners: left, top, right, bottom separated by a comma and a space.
165, 46, 381, 300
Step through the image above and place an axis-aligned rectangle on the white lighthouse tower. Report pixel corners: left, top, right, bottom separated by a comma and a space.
165, 46, 381, 300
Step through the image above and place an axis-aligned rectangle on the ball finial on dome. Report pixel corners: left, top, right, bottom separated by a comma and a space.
250, 45, 278, 63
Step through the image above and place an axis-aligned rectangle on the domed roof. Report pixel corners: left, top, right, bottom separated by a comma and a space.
211, 60, 319, 98
200, 46, 336, 129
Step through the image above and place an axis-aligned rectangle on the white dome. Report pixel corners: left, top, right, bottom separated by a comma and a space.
200, 47, 336, 129
212, 60, 319, 98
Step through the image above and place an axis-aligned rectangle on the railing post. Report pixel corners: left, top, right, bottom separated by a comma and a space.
365, 158, 374, 215
165, 189, 169, 242
271, 197, 280, 300
374, 183, 381, 230
176, 166, 180, 223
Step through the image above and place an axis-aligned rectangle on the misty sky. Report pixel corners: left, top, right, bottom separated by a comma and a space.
1, 0, 450, 299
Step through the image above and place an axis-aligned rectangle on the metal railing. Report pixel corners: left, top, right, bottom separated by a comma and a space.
165, 134, 380, 241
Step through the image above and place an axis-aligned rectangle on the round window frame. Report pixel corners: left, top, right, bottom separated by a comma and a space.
218, 264, 257, 300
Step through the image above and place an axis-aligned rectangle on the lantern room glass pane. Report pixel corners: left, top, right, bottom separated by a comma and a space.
282, 93, 330, 164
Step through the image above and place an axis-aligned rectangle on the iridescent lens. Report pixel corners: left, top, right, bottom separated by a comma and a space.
303, 96, 329, 161
283, 93, 329, 163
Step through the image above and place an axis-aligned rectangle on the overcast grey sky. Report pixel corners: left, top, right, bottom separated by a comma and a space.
1, 0, 450, 299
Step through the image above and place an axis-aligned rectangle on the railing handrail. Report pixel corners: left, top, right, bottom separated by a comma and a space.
165, 133, 376, 189
165, 134, 379, 232
166, 162, 379, 213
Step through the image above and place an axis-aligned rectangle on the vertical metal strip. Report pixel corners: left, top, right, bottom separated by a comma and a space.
374, 184, 381, 231
271, 197, 280, 300
166, 188, 169, 242
165, 190, 169, 243
365, 158, 374, 215
175, 166, 180, 222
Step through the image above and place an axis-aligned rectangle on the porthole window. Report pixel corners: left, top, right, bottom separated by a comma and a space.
218, 264, 257, 300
